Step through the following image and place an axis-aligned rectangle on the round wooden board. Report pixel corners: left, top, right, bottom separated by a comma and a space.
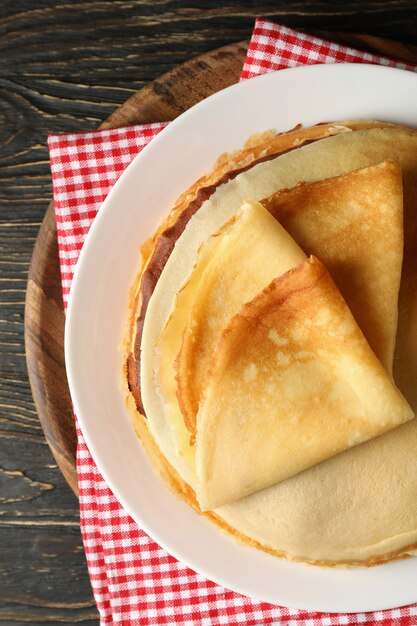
24, 34, 417, 496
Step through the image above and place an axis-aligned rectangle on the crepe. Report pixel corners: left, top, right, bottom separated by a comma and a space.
134, 124, 417, 565
195, 256, 413, 511
159, 199, 306, 440
172, 162, 404, 442
261, 160, 404, 374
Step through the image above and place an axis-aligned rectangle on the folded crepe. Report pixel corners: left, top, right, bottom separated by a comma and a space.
173, 162, 404, 444
160, 199, 306, 440
262, 160, 404, 374
195, 256, 413, 511
132, 123, 417, 565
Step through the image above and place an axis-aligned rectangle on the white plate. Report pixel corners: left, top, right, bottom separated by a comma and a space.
66, 63, 417, 614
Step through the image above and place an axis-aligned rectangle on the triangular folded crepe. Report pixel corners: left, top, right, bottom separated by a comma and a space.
196, 256, 413, 511
261, 160, 404, 374
157, 199, 306, 439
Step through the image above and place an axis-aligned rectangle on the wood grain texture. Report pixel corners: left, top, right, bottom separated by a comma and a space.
25, 208, 78, 496
3, 1, 417, 624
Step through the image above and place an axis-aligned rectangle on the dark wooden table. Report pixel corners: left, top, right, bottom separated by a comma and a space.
2, 2, 417, 624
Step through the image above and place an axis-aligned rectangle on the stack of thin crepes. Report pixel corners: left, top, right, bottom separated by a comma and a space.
125, 120, 417, 567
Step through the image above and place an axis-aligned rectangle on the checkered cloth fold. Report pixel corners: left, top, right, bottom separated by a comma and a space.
48, 18, 417, 626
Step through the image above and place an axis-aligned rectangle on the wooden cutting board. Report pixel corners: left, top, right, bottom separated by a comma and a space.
24, 34, 417, 496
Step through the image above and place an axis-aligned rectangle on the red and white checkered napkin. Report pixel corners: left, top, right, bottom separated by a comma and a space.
48, 18, 417, 626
